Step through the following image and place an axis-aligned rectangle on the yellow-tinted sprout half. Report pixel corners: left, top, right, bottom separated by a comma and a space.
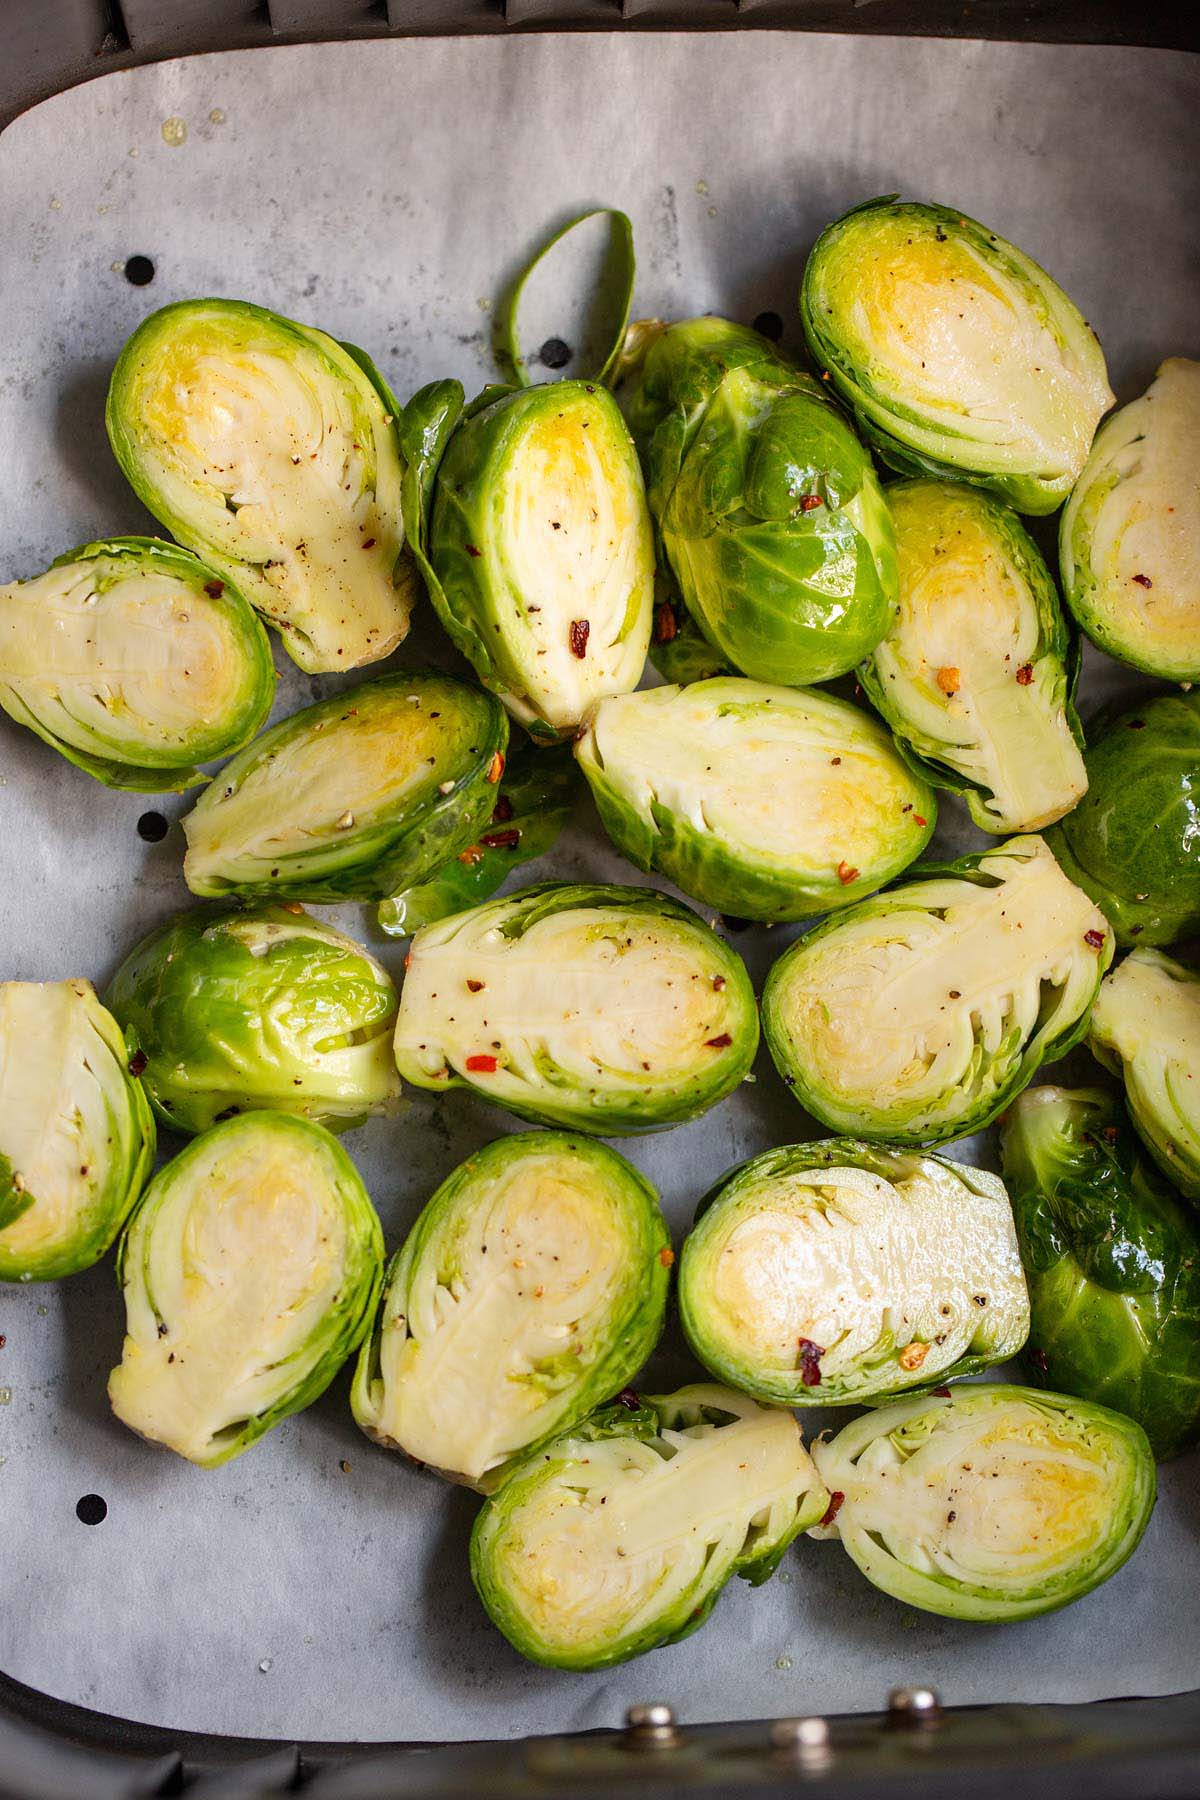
1089, 949, 1200, 1202
1060, 358, 1200, 681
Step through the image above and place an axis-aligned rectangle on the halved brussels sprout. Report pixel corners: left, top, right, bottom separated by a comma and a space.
352, 1132, 670, 1487
1046, 691, 1200, 947
0, 537, 274, 792
762, 835, 1112, 1145
679, 1140, 1027, 1406
106, 299, 413, 673
0, 980, 155, 1283
1089, 950, 1200, 1202
1002, 1086, 1200, 1459
575, 678, 935, 922
109, 1111, 382, 1465
425, 380, 654, 738
860, 481, 1086, 832
107, 905, 399, 1135
809, 1384, 1155, 1620
394, 883, 758, 1133
1060, 359, 1200, 680
621, 316, 897, 686
470, 1384, 828, 1669
378, 743, 580, 938
182, 671, 507, 903
801, 198, 1113, 514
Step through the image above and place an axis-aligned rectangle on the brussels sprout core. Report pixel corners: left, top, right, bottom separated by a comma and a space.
1089, 950, 1200, 1201
810, 1385, 1155, 1620
352, 1133, 669, 1486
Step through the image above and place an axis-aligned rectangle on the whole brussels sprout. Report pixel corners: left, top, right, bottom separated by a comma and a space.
679, 1140, 1027, 1406
1001, 1086, 1200, 1458
0, 980, 154, 1282
801, 198, 1113, 515
575, 678, 934, 923
809, 1384, 1155, 1620
621, 316, 897, 686
860, 481, 1086, 833
470, 1384, 828, 1669
423, 380, 654, 739
1060, 359, 1200, 681
182, 671, 507, 903
394, 882, 758, 1133
109, 1111, 382, 1465
1046, 691, 1200, 947
1089, 950, 1200, 1201
0, 537, 274, 792
107, 299, 414, 674
352, 1132, 670, 1488
107, 905, 399, 1135
378, 742, 580, 938
762, 834, 1112, 1145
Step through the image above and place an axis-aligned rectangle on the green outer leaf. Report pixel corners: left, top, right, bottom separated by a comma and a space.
378, 742, 581, 936
1001, 1085, 1200, 1459
498, 209, 635, 388
396, 379, 466, 613
350, 1130, 670, 1489
1088, 949, 1200, 1202
182, 670, 508, 904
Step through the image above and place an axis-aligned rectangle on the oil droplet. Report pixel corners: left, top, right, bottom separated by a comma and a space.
696, 179, 709, 195
777, 1570, 793, 1585
477, 297, 492, 313
36, 1304, 48, 1316
111, 261, 123, 273
258, 1657, 273, 1673
49, 198, 61, 211
708, 206, 718, 219
0, 1389, 11, 1406
776, 1655, 793, 1671
97, 205, 110, 215
161, 117, 187, 148
210, 108, 225, 124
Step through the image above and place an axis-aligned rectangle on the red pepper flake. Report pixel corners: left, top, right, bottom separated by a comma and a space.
931, 1386, 952, 1398
465, 1053, 499, 1073
128, 1050, 149, 1077
798, 1338, 824, 1387
912, 815, 927, 828
836, 862, 859, 885
800, 493, 822, 512
466, 979, 485, 993
282, 901, 305, 915
1015, 663, 1034, 685
1132, 572, 1153, 588
653, 602, 678, 645
705, 1032, 733, 1049
1030, 1347, 1049, 1374
570, 618, 590, 659
458, 845, 485, 866
614, 1388, 640, 1410
936, 666, 961, 696
480, 827, 521, 850
0, 1335, 6, 1349
486, 751, 505, 784
658, 1247, 675, 1268
361, 537, 376, 550
1084, 928, 1106, 949
203, 579, 224, 598
1103, 1124, 1120, 1144
712, 974, 726, 992
404, 951, 412, 971
492, 794, 514, 824
466, 544, 481, 559
819, 1490, 845, 1527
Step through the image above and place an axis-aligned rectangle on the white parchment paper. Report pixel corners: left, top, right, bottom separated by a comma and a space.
0, 31, 1197, 1743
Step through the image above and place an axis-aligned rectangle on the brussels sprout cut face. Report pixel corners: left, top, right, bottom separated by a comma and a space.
109, 1112, 382, 1466
1002, 1087, 1200, 1459
622, 317, 898, 687
801, 199, 1113, 514
428, 382, 654, 737
575, 679, 935, 923
1060, 359, 1200, 681
763, 835, 1112, 1145
106, 299, 413, 673
810, 1385, 1155, 1621
352, 1133, 670, 1487
1089, 951, 1200, 1202
107, 906, 399, 1135
862, 482, 1086, 833
183, 671, 507, 903
394, 883, 758, 1134
679, 1141, 1027, 1406
0, 538, 274, 792
470, 1385, 828, 1669
0, 981, 155, 1283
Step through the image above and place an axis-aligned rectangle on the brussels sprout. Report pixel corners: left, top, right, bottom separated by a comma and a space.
378, 743, 580, 938
0, 980, 155, 1283
679, 1139, 1027, 1406
1089, 950, 1200, 1202
1001, 1086, 1200, 1459
801, 198, 1113, 515
352, 1132, 670, 1487
470, 1384, 828, 1669
860, 482, 1086, 833
575, 678, 935, 922
1045, 691, 1200, 947
107, 905, 399, 1135
182, 671, 507, 903
0, 537, 274, 792
108, 1111, 382, 1465
621, 316, 897, 686
425, 380, 654, 738
762, 834, 1112, 1145
1060, 359, 1200, 681
809, 1384, 1155, 1620
394, 882, 758, 1133
106, 299, 414, 674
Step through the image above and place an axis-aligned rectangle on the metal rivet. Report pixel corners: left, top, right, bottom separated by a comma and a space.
888, 1686, 942, 1726
624, 1703, 680, 1749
